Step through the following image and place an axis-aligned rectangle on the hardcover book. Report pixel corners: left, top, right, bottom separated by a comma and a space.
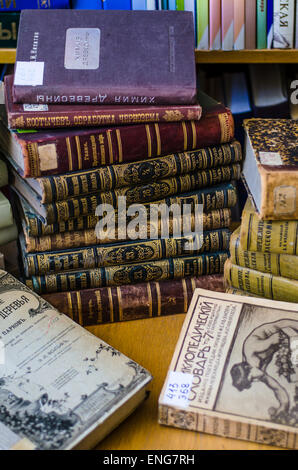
0, 98, 234, 178
267, 0, 274, 47
196, 0, 209, 50
12, 10, 197, 105
4, 75, 202, 130
23, 140, 242, 203
17, 182, 238, 237
257, 0, 267, 49
233, 0, 245, 50
11, 163, 241, 224
25, 252, 229, 294
221, 0, 234, 51
273, 0, 295, 48
42, 275, 225, 326
0, 269, 152, 450
245, 0, 257, 49
209, 0, 221, 50
0, 0, 69, 10
224, 258, 298, 303
242, 119, 298, 220
159, 288, 298, 449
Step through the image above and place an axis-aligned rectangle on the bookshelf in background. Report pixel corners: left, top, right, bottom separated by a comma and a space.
0, 48, 298, 64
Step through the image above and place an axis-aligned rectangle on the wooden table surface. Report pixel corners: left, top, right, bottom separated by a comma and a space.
86, 314, 279, 451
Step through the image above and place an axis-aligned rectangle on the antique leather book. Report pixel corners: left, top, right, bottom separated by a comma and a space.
12, 10, 196, 105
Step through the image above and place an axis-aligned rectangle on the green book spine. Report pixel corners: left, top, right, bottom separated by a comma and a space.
44, 163, 241, 224
24, 182, 238, 236
39, 141, 242, 203
257, 0, 267, 48
23, 229, 231, 276
176, 0, 184, 9
196, 0, 209, 49
0, 12, 19, 48
26, 252, 229, 294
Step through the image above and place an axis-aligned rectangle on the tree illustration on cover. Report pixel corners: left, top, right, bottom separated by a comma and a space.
230, 319, 298, 426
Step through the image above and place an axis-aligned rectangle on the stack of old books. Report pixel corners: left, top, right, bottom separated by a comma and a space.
1, 9, 242, 326
225, 118, 298, 303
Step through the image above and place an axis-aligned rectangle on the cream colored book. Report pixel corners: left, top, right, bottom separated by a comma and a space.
159, 289, 298, 449
0, 270, 152, 450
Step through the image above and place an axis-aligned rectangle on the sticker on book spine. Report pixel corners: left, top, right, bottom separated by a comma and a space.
64, 28, 100, 70
162, 371, 193, 408
23, 104, 49, 112
274, 186, 296, 216
259, 152, 283, 166
14, 61, 44, 86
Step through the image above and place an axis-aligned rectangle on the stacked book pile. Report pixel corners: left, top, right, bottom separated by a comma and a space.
1, 9, 242, 326
224, 118, 298, 303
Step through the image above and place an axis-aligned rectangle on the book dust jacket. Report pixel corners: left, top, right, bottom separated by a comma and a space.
159, 289, 298, 448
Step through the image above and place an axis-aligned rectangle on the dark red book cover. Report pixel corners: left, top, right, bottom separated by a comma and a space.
0, 100, 234, 178
5, 75, 202, 129
12, 10, 197, 105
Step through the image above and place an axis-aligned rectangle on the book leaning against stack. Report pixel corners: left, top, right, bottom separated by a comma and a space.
224, 118, 298, 303
1, 9, 242, 327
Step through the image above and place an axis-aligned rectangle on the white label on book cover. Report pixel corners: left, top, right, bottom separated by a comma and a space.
64, 28, 100, 70
23, 104, 49, 112
259, 152, 283, 166
274, 185, 296, 215
163, 371, 193, 408
14, 61, 44, 86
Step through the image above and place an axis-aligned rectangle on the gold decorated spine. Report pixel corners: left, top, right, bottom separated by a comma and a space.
28, 252, 228, 294
240, 201, 298, 255
25, 208, 232, 253
224, 258, 298, 303
45, 164, 241, 224
231, 227, 298, 280
24, 229, 231, 276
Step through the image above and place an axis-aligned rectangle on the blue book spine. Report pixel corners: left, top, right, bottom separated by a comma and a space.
168, 0, 176, 8
267, 0, 273, 48
72, 0, 102, 7
0, 0, 69, 10
131, 0, 146, 8
102, 0, 131, 8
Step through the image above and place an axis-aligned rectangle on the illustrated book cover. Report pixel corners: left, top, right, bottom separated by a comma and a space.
0, 269, 152, 450
12, 10, 197, 105
242, 118, 298, 220
159, 288, 298, 449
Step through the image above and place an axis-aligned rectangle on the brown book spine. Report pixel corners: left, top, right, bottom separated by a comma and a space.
17, 106, 234, 177
42, 275, 225, 326
25, 208, 232, 253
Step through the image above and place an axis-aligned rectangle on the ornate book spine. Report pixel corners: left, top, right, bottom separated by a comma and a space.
42, 275, 225, 326
25, 208, 232, 253
17, 107, 234, 177
38, 140, 242, 203
26, 252, 229, 294
230, 227, 298, 280
25, 183, 238, 236
43, 163, 241, 224
240, 208, 298, 255
224, 258, 298, 303
23, 229, 231, 276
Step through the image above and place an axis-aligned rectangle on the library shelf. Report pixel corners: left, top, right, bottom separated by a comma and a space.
195, 49, 298, 63
0, 48, 297, 64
